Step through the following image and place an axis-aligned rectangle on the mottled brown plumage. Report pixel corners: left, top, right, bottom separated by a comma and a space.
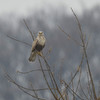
29, 31, 46, 62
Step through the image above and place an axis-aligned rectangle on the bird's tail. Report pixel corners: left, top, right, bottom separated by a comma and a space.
29, 51, 37, 62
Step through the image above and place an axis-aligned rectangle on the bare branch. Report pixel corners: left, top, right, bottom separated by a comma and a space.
58, 25, 83, 47
7, 35, 31, 46
80, 82, 90, 100
38, 56, 58, 100
4, 70, 45, 100
63, 80, 84, 100
41, 55, 65, 100
17, 69, 49, 74
23, 19, 34, 41
30, 82, 39, 100
75, 53, 84, 92
71, 8, 97, 100
67, 66, 80, 88
71, 73, 75, 100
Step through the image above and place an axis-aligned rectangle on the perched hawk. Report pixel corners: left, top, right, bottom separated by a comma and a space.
29, 31, 46, 62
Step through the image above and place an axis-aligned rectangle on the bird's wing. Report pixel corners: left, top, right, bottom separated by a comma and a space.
31, 39, 38, 52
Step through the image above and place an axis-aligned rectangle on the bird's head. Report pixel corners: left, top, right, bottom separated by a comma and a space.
38, 31, 44, 36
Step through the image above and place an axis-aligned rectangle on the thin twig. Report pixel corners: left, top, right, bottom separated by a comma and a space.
58, 25, 83, 47
23, 19, 34, 41
75, 53, 84, 92
34, 88, 57, 91
4, 71, 45, 100
67, 66, 80, 89
80, 81, 90, 100
63, 80, 84, 100
17, 69, 49, 74
7, 35, 31, 46
45, 47, 52, 57
71, 73, 75, 100
30, 82, 39, 100
86, 68, 94, 100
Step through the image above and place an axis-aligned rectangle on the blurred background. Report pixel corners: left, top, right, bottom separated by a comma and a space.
0, 0, 100, 100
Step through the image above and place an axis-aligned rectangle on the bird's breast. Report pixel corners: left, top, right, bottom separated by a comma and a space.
37, 36, 46, 46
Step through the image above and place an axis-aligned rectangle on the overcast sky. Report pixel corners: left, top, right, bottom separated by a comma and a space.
0, 0, 100, 16
0, 1, 100, 100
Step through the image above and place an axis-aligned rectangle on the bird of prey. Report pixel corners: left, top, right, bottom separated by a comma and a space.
29, 31, 46, 62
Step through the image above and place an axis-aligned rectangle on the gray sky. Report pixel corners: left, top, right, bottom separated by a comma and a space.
0, 0, 100, 16
0, 1, 100, 100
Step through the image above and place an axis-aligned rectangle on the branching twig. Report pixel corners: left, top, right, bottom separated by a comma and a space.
4, 70, 45, 100
38, 56, 58, 100
30, 82, 39, 100
58, 25, 83, 47
63, 80, 84, 100
71, 8, 97, 100
42, 55, 65, 100
67, 66, 80, 88
80, 82, 90, 100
